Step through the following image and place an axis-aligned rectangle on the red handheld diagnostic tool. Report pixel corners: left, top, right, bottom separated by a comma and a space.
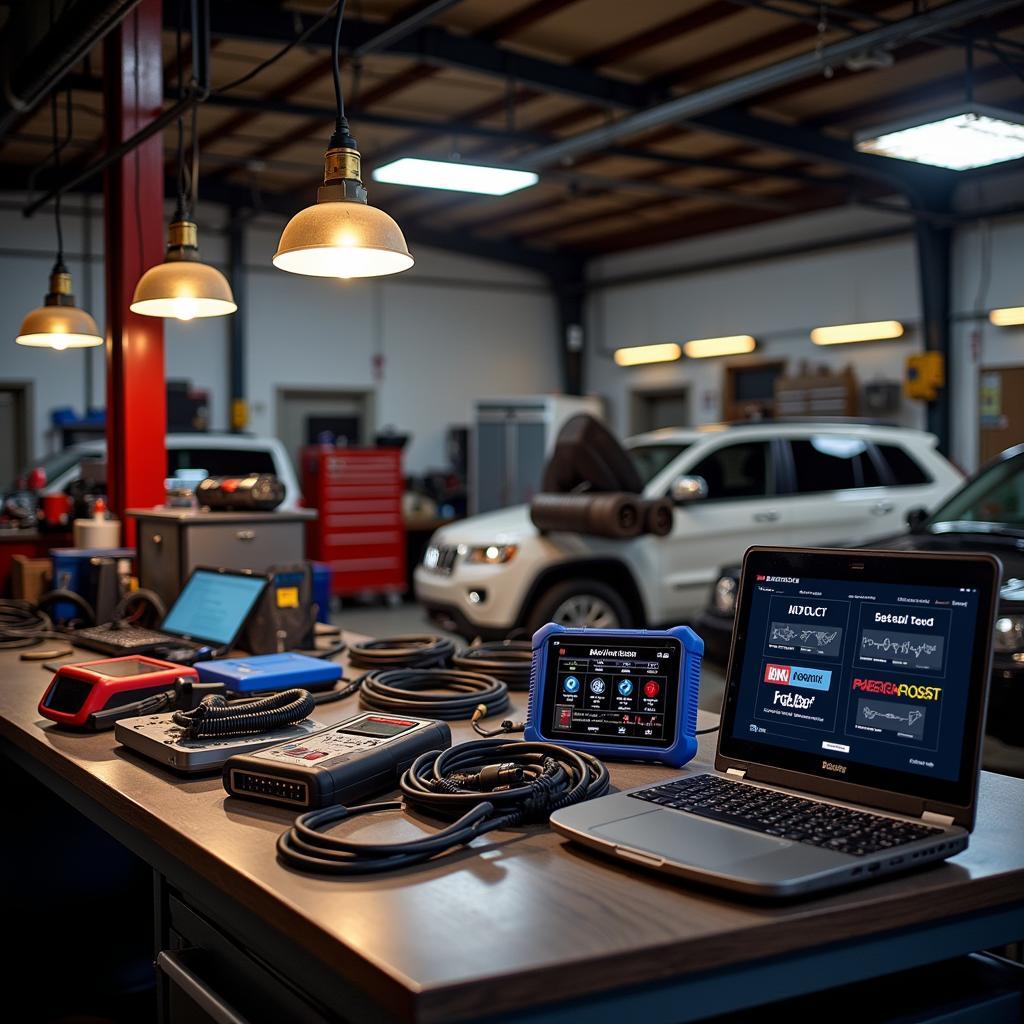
39, 656, 198, 730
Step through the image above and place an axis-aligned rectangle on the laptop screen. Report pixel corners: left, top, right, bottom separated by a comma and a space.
161, 569, 268, 646
718, 548, 999, 811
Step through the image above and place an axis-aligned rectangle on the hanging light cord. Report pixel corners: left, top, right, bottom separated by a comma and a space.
215, 3, 340, 96
49, 90, 71, 268
330, 0, 352, 146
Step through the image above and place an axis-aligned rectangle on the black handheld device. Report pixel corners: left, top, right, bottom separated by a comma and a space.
223, 712, 451, 809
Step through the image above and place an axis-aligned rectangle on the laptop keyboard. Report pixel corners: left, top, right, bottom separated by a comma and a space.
630, 775, 943, 857
75, 626, 175, 649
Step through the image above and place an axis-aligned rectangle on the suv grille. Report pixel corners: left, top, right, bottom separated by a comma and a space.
424, 544, 459, 575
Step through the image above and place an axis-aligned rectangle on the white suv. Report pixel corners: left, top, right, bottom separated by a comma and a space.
14, 434, 303, 511
415, 423, 962, 638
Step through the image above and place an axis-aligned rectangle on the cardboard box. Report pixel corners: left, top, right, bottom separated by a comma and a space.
12, 555, 51, 604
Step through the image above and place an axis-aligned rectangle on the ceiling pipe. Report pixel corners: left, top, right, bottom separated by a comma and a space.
515, 0, 1024, 171
0, 0, 141, 140
354, 0, 465, 57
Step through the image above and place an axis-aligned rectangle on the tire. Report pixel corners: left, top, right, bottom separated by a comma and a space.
524, 577, 634, 633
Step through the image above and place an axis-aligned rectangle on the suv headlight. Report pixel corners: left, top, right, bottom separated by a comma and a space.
994, 615, 1024, 653
465, 544, 518, 565
713, 575, 737, 616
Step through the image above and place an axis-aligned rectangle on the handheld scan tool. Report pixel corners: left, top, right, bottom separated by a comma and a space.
524, 624, 703, 768
39, 656, 197, 730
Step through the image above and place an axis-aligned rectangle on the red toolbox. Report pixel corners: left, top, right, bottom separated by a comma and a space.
301, 447, 406, 599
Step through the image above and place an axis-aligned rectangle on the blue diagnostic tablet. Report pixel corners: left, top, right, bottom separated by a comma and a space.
524, 623, 704, 768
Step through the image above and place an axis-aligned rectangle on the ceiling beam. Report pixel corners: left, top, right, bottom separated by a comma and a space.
354, 0, 465, 57
200, 6, 662, 110
0, 160, 573, 275
64, 72, 851, 190
513, 0, 1020, 171
198, 2, 964, 191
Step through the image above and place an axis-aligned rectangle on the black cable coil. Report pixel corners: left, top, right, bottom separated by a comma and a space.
358, 668, 509, 721
347, 634, 455, 670
452, 640, 533, 690
0, 599, 58, 650
171, 689, 315, 739
276, 739, 610, 874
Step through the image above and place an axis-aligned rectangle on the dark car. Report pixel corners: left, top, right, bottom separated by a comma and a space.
696, 443, 1024, 747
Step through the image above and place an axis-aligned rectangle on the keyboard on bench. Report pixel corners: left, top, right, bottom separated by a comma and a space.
74, 626, 175, 649
630, 774, 942, 857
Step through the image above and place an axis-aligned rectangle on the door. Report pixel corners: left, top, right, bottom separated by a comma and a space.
276, 389, 374, 468
776, 435, 895, 546
659, 439, 783, 616
630, 387, 690, 433
0, 383, 29, 487
979, 367, 1024, 465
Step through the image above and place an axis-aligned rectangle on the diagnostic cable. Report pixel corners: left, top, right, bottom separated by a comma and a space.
172, 688, 317, 739
276, 738, 610, 874
358, 667, 509, 721
347, 634, 455, 669
453, 639, 532, 690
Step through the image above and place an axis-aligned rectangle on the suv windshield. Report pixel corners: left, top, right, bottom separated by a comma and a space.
629, 443, 691, 486
928, 451, 1024, 532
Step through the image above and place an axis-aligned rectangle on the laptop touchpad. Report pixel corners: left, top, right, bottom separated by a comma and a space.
593, 809, 791, 867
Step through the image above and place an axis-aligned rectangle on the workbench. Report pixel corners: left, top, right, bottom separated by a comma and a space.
1, 641, 1023, 1023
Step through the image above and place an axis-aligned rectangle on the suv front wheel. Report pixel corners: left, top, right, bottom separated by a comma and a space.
525, 578, 633, 633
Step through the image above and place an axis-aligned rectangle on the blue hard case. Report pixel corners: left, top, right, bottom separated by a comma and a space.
194, 652, 341, 693
524, 623, 703, 768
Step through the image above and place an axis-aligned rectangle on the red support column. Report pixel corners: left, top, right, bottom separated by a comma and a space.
104, 0, 166, 545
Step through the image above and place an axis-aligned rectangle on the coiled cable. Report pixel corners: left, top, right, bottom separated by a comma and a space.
347, 634, 454, 669
0, 599, 60, 650
453, 639, 532, 690
358, 668, 509, 721
172, 688, 315, 739
276, 739, 610, 874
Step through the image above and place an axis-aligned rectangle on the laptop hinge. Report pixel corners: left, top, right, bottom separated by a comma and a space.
725, 767, 746, 778
921, 810, 954, 826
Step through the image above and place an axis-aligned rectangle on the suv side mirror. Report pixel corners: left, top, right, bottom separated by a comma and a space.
671, 474, 709, 504
905, 507, 928, 531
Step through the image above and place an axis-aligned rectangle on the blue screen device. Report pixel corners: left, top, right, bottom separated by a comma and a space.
194, 653, 341, 693
524, 623, 703, 768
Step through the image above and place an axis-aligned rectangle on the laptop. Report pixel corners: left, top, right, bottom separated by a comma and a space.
74, 567, 269, 659
550, 547, 1000, 898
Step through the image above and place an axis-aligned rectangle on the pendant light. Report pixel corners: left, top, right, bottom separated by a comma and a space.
131, 91, 235, 319
273, 1, 413, 279
16, 92, 102, 350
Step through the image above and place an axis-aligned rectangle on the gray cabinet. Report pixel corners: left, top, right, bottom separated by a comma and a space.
471, 395, 603, 514
129, 508, 316, 608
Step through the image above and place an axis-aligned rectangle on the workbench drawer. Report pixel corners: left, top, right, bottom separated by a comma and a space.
185, 521, 304, 571
161, 895, 333, 1024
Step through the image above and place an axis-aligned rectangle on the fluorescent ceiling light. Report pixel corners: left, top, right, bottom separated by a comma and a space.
683, 335, 757, 359
811, 320, 905, 346
855, 105, 1024, 170
372, 157, 539, 196
990, 307, 1024, 327
613, 343, 682, 366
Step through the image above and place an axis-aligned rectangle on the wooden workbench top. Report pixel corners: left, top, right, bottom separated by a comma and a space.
1, 642, 1023, 1023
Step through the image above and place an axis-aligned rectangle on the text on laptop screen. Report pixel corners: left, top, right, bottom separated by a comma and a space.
730, 574, 980, 782
161, 571, 266, 646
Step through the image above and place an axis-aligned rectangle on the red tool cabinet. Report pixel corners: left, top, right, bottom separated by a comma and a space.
301, 446, 406, 599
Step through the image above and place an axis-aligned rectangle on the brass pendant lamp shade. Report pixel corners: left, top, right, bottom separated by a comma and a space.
131, 220, 237, 320
16, 265, 103, 349
273, 0, 411, 281
274, 140, 413, 280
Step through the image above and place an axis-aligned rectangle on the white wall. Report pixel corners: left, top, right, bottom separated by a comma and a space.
242, 222, 557, 473
0, 195, 558, 475
584, 186, 1024, 473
